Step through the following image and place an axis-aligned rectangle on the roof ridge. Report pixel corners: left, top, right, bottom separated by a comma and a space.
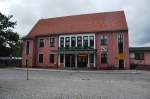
41, 10, 124, 21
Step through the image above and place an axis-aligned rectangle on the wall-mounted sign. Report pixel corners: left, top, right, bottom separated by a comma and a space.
101, 47, 108, 52
79, 53, 87, 57
116, 53, 125, 60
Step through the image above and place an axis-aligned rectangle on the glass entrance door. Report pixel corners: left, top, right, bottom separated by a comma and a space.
65, 54, 75, 68
118, 59, 124, 69
77, 54, 88, 68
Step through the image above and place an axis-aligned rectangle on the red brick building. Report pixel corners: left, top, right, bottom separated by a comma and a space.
130, 47, 150, 70
22, 11, 130, 69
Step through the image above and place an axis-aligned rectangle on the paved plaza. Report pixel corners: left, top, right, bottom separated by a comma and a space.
0, 68, 150, 99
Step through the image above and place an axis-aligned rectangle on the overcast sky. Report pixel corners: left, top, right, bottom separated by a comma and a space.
0, 0, 150, 47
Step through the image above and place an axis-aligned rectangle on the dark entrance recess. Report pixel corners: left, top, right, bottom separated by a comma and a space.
119, 59, 124, 69
77, 54, 88, 68
65, 54, 75, 68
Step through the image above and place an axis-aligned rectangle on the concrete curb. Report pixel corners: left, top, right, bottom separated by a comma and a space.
13, 68, 142, 74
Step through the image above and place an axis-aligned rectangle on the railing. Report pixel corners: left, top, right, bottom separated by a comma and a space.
58, 46, 95, 51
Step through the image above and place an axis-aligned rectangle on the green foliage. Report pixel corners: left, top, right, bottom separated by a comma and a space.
14, 40, 23, 57
0, 12, 20, 57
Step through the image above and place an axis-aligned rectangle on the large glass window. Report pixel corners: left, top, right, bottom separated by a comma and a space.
26, 41, 29, 55
65, 37, 70, 48
77, 36, 82, 48
71, 37, 76, 47
50, 37, 55, 47
39, 54, 43, 63
60, 37, 64, 48
135, 52, 144, 60
90, 54, 94, 63
101, 53, 108, 64
83, 36, 88, 48
118, 34, 123, 53
101, 35, 108, 45
39, 39, 44, 48
60, 54, 64, 63
90, 36, 94, 48
49, 54, 54, 63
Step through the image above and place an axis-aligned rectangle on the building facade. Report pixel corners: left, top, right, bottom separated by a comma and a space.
130, 47, 150, 70
22, 11, 130, 69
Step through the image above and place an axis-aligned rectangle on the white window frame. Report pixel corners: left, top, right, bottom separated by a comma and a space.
130, 53, 135, 59
38, 38, 45, 48
49, 36, 56, 47
100, 35, 108, 45
49, 54, 55, 64
38, 53, 44, 63
59, 33, 95, 48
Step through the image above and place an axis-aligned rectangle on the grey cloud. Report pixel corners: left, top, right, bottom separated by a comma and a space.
0, 0, 150, 47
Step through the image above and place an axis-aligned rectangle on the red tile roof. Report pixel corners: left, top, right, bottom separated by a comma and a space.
25, 11, 128, 39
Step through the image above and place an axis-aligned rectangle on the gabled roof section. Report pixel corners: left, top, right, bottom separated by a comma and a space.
25, 11, 128, 39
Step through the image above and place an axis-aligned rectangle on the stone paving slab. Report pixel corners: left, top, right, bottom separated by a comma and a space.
0, 68, 150, 99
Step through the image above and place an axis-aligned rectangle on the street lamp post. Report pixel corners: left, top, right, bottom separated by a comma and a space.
26, 59, 29, 80
26, 41, 30, 80
70, 55, 72, 70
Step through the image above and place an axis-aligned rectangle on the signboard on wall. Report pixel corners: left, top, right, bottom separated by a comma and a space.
101, 47, 108, 52
116, 53, 125, 60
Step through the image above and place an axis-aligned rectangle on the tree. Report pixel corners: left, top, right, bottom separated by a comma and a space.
0, 12, 19, 57
13, 40, 23, 57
